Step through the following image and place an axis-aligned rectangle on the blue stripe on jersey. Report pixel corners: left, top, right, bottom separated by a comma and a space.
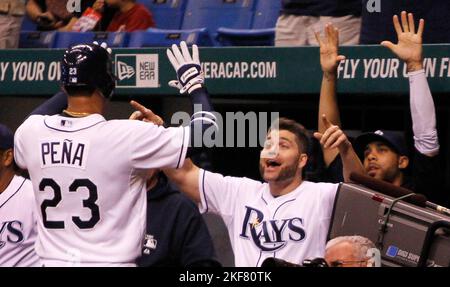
273, 198, 296, 218
201, 171, 208, 213
261, 193, 268, 206
256, 250, 263, 267
0, 178, 26, 209
176, 127, 185, 169
44, 118, 105, 133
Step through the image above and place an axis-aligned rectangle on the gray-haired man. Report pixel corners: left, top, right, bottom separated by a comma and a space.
325, 235, 380, 267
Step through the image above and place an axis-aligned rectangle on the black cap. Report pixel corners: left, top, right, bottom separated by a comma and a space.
61, 43, 115, 98
354, 130, 408, 157
0, 124, 14, 150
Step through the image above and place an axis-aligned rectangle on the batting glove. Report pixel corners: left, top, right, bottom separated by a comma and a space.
167, 41, 204, 94
93, 41, 112, 54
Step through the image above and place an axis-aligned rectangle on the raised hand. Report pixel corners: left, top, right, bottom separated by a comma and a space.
314, 114, 350, 151
166, 41, 204, 94
315, 23, 346, 75
129, 100, 164, 126
381, 11, 424, 72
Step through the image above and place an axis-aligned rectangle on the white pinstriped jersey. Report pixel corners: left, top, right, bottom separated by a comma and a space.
198, 169, 338, 267
0, 175, 40, 267
14, 114, 189, 266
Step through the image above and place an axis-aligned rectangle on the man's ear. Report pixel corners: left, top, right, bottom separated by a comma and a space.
398, 155, 409, 169
1, 149, 14, 168
298, 153, 308, 169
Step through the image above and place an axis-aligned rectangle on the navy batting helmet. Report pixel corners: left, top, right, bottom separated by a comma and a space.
61, 43, 115, 98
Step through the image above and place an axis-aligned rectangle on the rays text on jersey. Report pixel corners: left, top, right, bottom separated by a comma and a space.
240, 206, 306, 252
40, 139, 89, 169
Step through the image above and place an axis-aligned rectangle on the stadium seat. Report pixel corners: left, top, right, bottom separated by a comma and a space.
137, 0, 188, 29
19, 31, 57, 48
216, 0, 281, 46
182, 0, 257, 44
127, 28, 213, 47
54, 32, 129, 48
21, 15, 37, 31
216, 28, 275, 46
252, 0, 281, 29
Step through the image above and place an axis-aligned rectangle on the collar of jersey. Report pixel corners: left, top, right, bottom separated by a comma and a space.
263, 180, 308, 205
44, 114, 106, 132
0, 175, 25, 207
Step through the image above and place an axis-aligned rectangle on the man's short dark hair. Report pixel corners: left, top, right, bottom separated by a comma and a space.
272, 117, 310, 155
64, 85, 97, 97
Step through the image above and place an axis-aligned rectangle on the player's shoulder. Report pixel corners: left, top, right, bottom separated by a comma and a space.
203, 169, 264, 188
302, 180, 339, 192
105, 119, 160, 132
223, 174, 266, 197
240, 176, 265, 189
11, 175, 34, 201
16, 114, 46, 133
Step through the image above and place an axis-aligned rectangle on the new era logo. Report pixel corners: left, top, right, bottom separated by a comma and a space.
117, 61, 135, 81
115, 54, 159, 88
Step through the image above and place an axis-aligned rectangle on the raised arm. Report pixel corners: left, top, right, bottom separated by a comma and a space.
315, 24, 346, 166
314, 115, 364, 182
166, 42, 218, 157
381, 12, 439, 157
164, 160, 201, 203
129, 41, 215, 203
28, 91, 68, 117
128, 101, 201, 203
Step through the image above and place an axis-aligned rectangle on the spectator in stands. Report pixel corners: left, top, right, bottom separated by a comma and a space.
0, 0, 25, 48
105, 0, 155, 32
26, 0, 71, 30
25, 0, 115, 31
325, 236, 380, 267
316, 13, 444, 204
275, 0, 362, 46
361, 0, 450, 44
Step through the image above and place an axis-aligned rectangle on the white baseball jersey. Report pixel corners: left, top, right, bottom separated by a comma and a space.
0, 175, 40, 267
14, 114, 189, 266
198, 169, 338, 267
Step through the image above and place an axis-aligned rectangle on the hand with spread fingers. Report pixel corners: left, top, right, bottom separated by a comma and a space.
315, 23, 346, 76
166, 41, 204, 94
129, 100, 164, 126
381, 11, 424, 72
314, 114, 351, 152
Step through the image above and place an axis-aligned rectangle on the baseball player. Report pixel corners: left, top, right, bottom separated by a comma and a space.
0, 124, 40, 267
143, 44, 365, 267
164, 118, 364, 267
13, 42, 213, 266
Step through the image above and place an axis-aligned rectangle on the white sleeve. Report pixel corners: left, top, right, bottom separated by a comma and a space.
131, 121, 189, 170
409, 69, 440, 155
198, 169, 249, 217
13, 117, 34, 169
